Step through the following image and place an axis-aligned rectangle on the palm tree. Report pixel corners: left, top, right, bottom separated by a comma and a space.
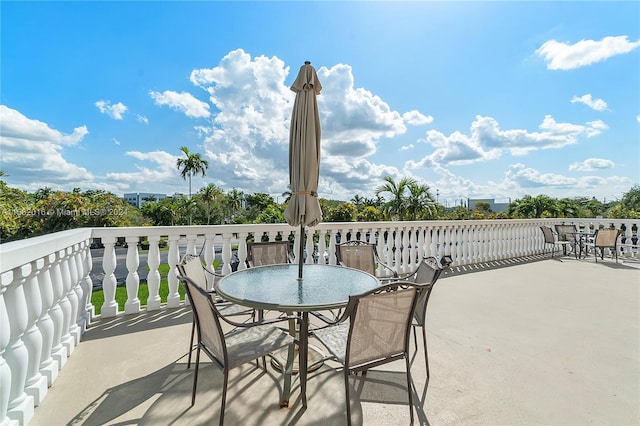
176, 146, 209, 199
406, 181, 437, 220
375, 176, 414, 220
199, 183, 223, 225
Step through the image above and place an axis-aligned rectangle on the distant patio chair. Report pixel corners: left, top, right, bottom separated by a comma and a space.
335, 240, 397, 280
588, 229, 622, 263
247, 241, 292, 267
540, 226, 572, 260
312, 281, 419, 425
554, 224, 578, 258
178, 274, 296, 425
177, 254, 253, 369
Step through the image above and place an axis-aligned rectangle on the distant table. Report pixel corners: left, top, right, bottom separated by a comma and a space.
569, 232, 595, 259
216, 263, 379, 407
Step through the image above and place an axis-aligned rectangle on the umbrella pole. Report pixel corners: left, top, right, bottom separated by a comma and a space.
298, 224, 305, 280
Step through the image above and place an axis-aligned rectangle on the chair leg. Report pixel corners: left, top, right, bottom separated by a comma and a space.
345, 368, 352, 426
405, 355, 415, 425
219, 370, 229, 426
187, 318, 196, 369
422, 325, 430, 382
191, 345, 201, 406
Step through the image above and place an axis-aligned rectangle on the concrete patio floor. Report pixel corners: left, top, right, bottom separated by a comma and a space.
30, 255, 640, 425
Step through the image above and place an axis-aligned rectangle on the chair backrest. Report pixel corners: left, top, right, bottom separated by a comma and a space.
594, 229, 620, 248
335, 241, 378, 275
177, 254, 209, 290
412, 256, 452, 326
343, 281, 417, 368
247, 241, 291, 267
555, 224, 577, 242
540, 226, 555, 244
180, 276, 227, 365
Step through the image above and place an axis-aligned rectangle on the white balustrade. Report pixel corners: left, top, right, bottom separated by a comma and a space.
0, 219, 638, 424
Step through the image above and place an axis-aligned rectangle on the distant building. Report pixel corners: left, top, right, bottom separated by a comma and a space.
467, 198, 510, 213
124, 192, 167, 208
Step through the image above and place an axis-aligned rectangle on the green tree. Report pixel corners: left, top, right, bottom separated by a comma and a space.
406, 180, 437, 220
621, 185, 640, 211
176, 146, 209, 199
198, 183, 223, 225
375, 176, 412, 220
326, 202, 357, 222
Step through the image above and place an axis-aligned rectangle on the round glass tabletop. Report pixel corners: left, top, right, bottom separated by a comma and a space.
216, 264, 379, 311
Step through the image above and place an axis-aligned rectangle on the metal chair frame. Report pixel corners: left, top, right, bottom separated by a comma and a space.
178, 275, 296, 425
312, 281, 419, 425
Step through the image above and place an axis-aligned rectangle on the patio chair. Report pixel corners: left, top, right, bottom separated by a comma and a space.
588, 228, 621, 263
540, 226, 572, 260
179, 275, 296, 425
178, 254, 254, 369
396, 255, 452, 383
554, 224, 578, 258
335, 240, 397, 281
247, 240, 292, 267
312, 281, 419, 425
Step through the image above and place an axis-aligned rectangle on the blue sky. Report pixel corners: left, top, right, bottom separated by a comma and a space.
1, 1, 638, 207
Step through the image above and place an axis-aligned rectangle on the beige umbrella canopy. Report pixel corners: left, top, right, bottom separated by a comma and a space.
284, 61, 323, 279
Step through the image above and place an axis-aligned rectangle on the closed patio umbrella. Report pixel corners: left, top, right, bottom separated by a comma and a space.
284, 61, 323, 280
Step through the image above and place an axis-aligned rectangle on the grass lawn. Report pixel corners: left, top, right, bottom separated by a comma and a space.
91, 261, 220, 315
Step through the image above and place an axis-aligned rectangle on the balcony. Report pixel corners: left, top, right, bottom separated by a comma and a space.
1, 219, 639, 425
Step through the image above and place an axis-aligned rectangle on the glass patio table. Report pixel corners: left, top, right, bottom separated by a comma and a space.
216, 263, 379, 407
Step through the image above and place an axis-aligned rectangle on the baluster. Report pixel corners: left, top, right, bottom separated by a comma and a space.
328, 230, 338, 266
147, 236, 161, 311
23, 261, 48, 405
318, 230, 328, 265
5, 266, 35, 425
1, 284, 12, 425
167, 235, 181, 308
204, 236, 216, 290
79, 243, 94, 329
49, 252, 68, 367
185, 234, 197, 255
401, 229, 410, 274
236, 232, 248, 271
220, 233, 232, 275
100, 238, 118, 318
65, 245, 81, 346
57, 250, 74, 354
416, 228, 425, 260
124, 237, 141, 314
305, 230, 314, 264
37, 256, 57, 385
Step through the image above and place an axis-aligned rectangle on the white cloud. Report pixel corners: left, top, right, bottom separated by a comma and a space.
95, 100, 127, 120
403, 110, 433, 125
0, 105, 93, 189
400, 144, 414, 151
636, 114, 640, 123
182, 50, 413, 197
137, 114, 149, 124
149, 90, 211, 118
113, 138, 121, 145
569, 158, 615, 172
407, 114, 605, 170
570, 94, 608, 111
536, 35, 640, 70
